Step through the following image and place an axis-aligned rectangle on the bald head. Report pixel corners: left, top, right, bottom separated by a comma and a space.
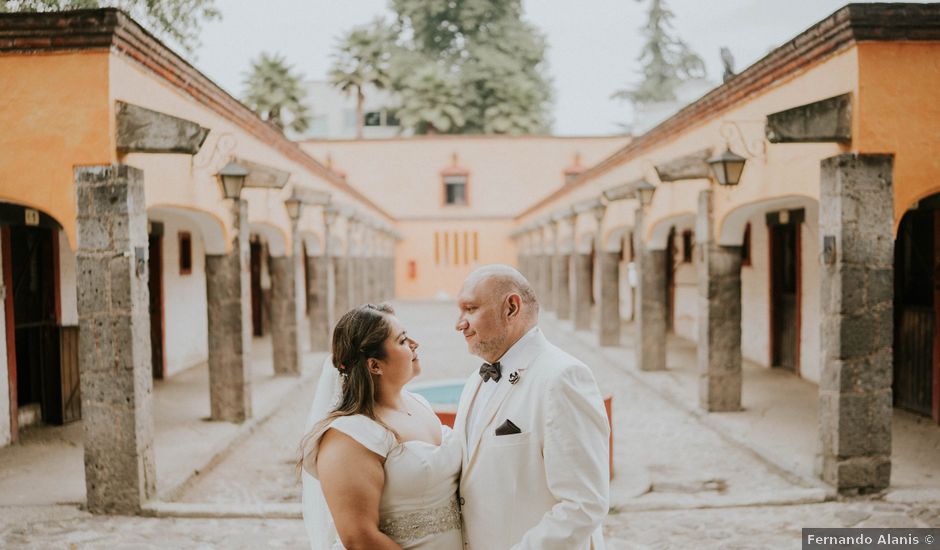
463, 264, 539, 320
456, 264, 539, 362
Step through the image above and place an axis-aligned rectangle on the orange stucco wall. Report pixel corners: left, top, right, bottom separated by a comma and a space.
0, 52, 114, 247
854, 41, 940, 228
395, 219, 517, 300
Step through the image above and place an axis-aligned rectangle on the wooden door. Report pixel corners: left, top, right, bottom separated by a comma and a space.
9, 225, 62, 424
665, 227, 676, 332
250, 240, 263, 337
894, 208, 936, 418
769, 215, 801, 372
2, 226, 18, 441
59, 325, 80, 423
148, 229, 165, 379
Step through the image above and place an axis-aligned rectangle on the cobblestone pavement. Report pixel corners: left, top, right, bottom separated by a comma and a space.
176, 374, 315, 504
0, 506, 307, 549
3, 301, 938, 548
604, 499, 940, 550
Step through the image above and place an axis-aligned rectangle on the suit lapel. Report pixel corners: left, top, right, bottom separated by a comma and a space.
466, 374, 516, 464
455, 373, 481, 446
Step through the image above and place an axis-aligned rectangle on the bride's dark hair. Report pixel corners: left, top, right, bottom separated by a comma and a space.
299, 303, 401, 473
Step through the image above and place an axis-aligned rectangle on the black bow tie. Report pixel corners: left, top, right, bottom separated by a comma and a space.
479, 361, 502, 383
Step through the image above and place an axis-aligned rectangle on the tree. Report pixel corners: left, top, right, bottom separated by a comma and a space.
329, 19, 397, 139
242, 52, 310, 135
395, 63, 465, 134
0, 0, 220, 54
385, 0, 553, 135
458, 18, 553, 134
613, 0, 705, 104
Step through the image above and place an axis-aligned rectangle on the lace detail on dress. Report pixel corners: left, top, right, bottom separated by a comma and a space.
378, 496, 462, 543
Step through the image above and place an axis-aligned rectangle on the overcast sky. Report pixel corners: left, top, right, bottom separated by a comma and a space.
191, 0, 927, 136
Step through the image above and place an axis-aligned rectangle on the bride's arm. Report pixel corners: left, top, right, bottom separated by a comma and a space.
318, 429, 403, 550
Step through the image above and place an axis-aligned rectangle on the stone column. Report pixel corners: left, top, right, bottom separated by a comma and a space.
345, 218, 357, 310
540, 252, 553, 311
335, 254, 349, 316
269, 230, 302, 375
306, 251, 329, 352
572, 250, 593, 331
359, 255, 369, 305
696, 189, 742, 411
635, 207, 667, 371
206, 199, 253, 422
75, 165, 156, 514
553, 252, 571, 320
817, 153, 894, 493
544, 222, 558, 311
598, 251, 621, 346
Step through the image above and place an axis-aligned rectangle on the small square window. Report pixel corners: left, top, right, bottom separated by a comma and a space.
179, 231, 192, 275
364, 111, 382, 126
385, 109, 400, 126
444, 175, 467, 205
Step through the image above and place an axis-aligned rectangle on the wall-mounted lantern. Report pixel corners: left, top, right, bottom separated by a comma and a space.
284, 196, 303, 222
216, 161, 249, 199
706, 148, 747, 186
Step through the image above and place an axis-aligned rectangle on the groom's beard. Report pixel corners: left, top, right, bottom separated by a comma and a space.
471, 331, 507, 361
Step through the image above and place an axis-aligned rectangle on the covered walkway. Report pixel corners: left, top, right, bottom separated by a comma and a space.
0, 337, 327, 507
564, 317, 940, 499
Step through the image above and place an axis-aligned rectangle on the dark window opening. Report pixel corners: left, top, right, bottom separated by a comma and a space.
178, 232, 192, 275
385, 110, 400, 126
681, 230, 693, 263
364, 111, 382, 126
444, 175, 467, 205
741, 223, 752, 266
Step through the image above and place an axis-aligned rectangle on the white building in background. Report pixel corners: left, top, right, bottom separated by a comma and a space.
299, 81, 409, 140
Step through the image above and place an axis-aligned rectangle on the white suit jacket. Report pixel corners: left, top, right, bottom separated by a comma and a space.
455, 328, 609, 550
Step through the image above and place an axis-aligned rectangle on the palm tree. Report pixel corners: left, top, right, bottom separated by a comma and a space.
329, 19, 396, 139
242, 52, 310, 134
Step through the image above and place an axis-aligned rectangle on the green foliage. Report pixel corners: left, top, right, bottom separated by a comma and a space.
329, 19, 398, 138
395, 62, 465, 134
390, 0, 520, 58
349, 0, 552, 135
614, 0, 705, 104
242, 52, 310, 135
0, 0, 220, 54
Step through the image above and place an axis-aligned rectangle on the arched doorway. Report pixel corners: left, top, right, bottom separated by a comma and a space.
895, 196, 940, 422
0, 202, 79, 440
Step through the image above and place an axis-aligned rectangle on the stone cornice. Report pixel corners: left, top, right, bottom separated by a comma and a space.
0, 8, 393, 221
516, 2, 940, 220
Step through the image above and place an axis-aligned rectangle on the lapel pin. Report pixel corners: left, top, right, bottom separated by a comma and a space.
508, 371, 520, 385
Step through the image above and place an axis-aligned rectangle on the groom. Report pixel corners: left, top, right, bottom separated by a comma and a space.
454, 264, 609, 549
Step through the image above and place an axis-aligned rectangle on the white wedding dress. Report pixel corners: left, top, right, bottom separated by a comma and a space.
304, 373, 463, 549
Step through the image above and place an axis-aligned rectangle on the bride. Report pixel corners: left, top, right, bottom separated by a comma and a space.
300, 304, 463, 549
